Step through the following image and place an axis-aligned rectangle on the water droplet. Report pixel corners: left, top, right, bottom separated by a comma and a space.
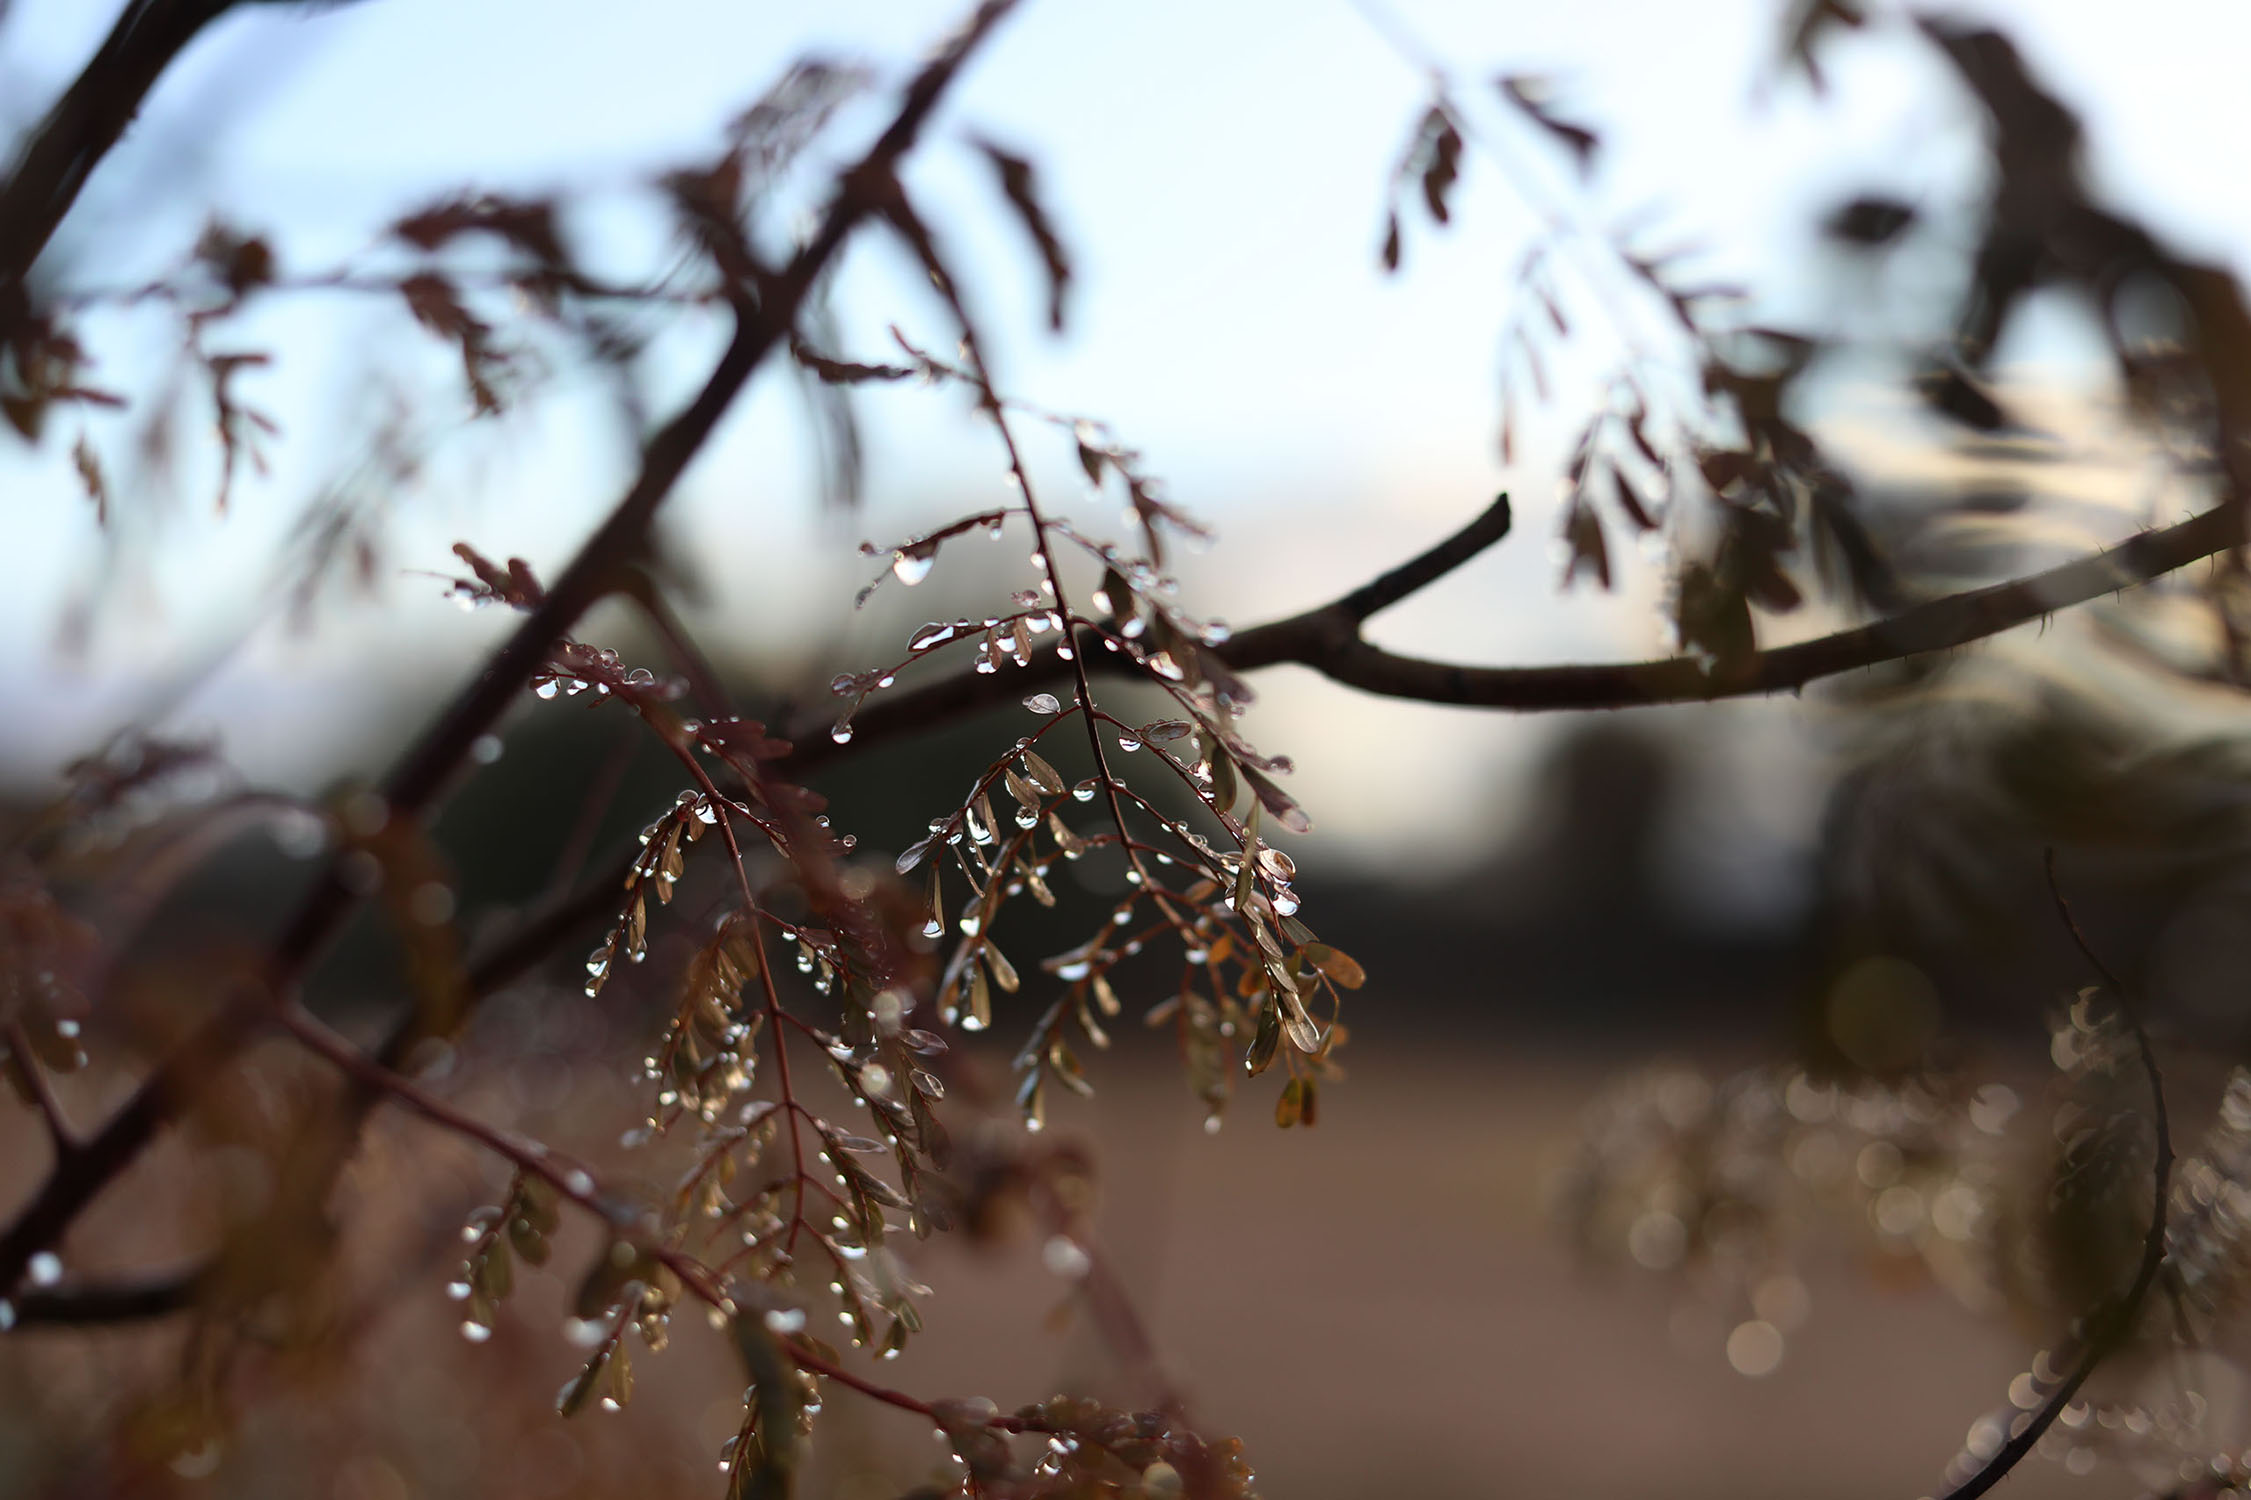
461, 1320, 494, 1343
534, 679, 560, 700
27, 1252, 60, 1287
892, 549, 935, 585
1072, 780, 1099, 802
831, 720, 855, 745
1116, 734, 1141, 752
1042, 1235, 1092, 1278
1024, 693, 1061, 715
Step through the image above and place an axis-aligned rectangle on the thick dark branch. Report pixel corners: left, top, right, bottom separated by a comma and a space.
0, 0, 1022, 1302
1328, 491, 1513, 623
1245, 503, 2238, 709
789, 496, 2236, 774
0, 0, 237, 297
1935, 853, 2173, 1500
11, 1268, 202, 1326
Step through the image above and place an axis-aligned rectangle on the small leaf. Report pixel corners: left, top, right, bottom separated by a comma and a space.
1209, 750, 1239, 817
971, 138, 1073, 333
1245, 994, 1281, 1076
1301, 943, 1366, 990
982, 942, 1020, 994
1497, 77, 1599, 173
1561, 493, 1611, 589
1020, 749, 1066, 794
1243, 766, 1312, 835
1419, 110, 1463, 225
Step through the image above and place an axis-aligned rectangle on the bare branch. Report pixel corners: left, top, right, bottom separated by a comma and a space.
10, 1267, 201, 1326
1326, 491, 1514, 624
1235, 503, 2238, 710
789, 494, 2237, 774
1935, 852, 2173, 1500
0, 0, 243, 298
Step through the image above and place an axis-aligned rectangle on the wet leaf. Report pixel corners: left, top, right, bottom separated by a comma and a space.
1300, 943, 1366, 990
983, 941, 1020, 994
1245, 994, 1281, 1076
1242, 766, 1312, 835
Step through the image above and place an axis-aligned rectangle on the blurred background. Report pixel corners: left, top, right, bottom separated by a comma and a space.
10, 0, 2251, 1496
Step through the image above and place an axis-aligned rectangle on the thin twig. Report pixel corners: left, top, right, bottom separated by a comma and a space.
3, 1023, 75, 1159
1935, 852, 2173, 1500
11, 1268, 201, 1326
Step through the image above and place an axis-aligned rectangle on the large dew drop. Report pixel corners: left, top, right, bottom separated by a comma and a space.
892, 549, 935, 585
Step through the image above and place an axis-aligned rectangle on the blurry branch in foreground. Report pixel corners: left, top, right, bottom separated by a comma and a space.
1933, 851, 2173, 1500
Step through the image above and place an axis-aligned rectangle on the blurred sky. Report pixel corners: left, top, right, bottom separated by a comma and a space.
4, 0, 2251, 912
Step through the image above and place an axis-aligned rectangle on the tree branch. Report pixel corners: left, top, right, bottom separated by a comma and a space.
0, 0, 239, 298
10, 1267, 202, 1326
1935, 851, 2173, 1500
784, 494, 2237, 776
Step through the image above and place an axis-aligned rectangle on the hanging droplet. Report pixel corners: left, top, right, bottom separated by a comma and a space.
892, 549, 935, 585
1024, 693, 1062, 715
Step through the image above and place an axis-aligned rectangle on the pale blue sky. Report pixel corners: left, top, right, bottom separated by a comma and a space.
3, 0, 2249, 908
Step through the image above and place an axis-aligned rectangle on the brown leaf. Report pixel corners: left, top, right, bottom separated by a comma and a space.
1419, 110, 1464, 225
1561, 493, 1611, 589
972, 138, 1073, 333
1498, 77, 1599, 173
